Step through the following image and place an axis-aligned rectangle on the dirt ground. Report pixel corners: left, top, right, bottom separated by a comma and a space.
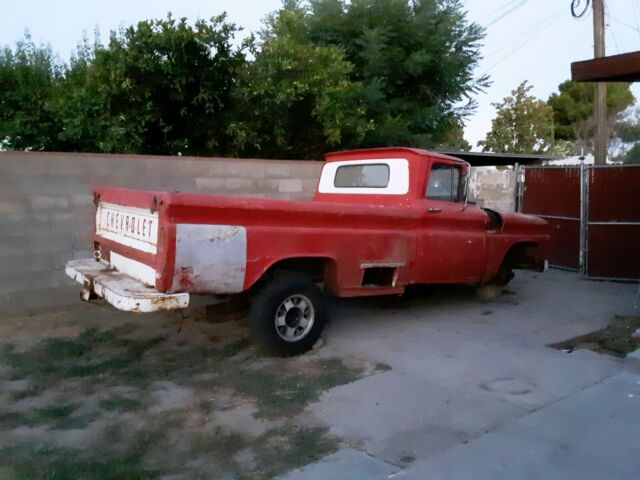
0, 302, 381, 480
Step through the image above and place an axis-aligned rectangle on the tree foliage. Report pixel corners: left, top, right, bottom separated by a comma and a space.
229, 23, 370, 158
58, 15, 248, 155
0, 35, 61, 150
0, 3, 485, 158
478, 81, 554, 154
547, 80, 634, 154
263, 0, 486, 149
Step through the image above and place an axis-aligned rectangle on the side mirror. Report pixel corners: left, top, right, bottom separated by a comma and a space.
460, 175, 469, 211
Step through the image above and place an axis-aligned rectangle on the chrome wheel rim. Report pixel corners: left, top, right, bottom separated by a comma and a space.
274, 294, 315, 342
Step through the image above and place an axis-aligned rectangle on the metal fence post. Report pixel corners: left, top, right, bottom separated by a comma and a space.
515, 163, 523, 213
579, 163, 587, 275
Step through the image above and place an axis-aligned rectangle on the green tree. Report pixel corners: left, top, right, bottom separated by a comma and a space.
624, 142, 640, 164
478, 81, 554, 154
228, 5, 371, 159
547, 79, 634, 153
436, 118, 471, 151
54, 15, 248, 155
261, 0, 487, 150
0, 34, 61, 150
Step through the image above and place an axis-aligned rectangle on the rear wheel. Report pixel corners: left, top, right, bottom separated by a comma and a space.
249, 275, 326, 356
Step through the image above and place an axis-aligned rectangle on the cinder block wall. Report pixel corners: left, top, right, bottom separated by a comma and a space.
469, 167, 517, 211
0, 152, 321, 314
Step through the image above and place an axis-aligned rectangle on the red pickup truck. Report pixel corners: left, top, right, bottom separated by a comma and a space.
66, 147, 549, 355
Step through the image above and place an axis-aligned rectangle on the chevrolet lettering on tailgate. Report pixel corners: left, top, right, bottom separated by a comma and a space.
96, 202, 158, 253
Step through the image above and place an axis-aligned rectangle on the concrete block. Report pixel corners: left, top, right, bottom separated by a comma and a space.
0, 196, 30, 215
0, 253, 52, 276
0, 214, 50, 235
70, 194, 94, 207
279, 178, 303, 193
302, 179, 319, 194
175, 159, 213, 177
84, 156, 146, 177
287, 162, 323, 178
41, 155, 96, 175
51, 250, 93, 270
224, 178, 253, 190
265, 163, 293, 178
49, 212, 94, 233
0, 285, 79, 314
0, 233, 72, 257
72, 231, 92, 250
225, 161, 267, 178
195, 177, 226, 191
13, 175, 90, 195
253, 179, 281, 193
30, 196, 70, 211
0, 153, 51, 175
0, 270, 65, 294
207, 161, 227, 177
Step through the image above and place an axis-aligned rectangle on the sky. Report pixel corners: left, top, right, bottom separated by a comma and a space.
1, 0, 639, 150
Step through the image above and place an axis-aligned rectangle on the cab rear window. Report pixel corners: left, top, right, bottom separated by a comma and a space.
334, 164, 390, 188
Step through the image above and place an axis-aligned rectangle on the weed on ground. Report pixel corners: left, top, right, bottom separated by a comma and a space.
549, 315, 640, 357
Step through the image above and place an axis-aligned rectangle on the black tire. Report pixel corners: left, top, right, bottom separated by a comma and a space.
249, 275, 326, 356
492, 264, 515, 286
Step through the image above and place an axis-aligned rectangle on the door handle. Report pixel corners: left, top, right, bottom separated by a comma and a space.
428, 207, 442, 213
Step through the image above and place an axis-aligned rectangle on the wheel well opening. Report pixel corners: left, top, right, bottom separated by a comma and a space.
503, 242, 544, 271
260, 257, 335, 285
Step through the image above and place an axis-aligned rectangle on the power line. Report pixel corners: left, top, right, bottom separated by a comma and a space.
485, 0, 529, 28
604, 1, 619, 54
483, 6, 565, 61
607, 13, 640, 33
481, 10, 563, 74
632, 1, 640, 39
481, 0, 525, 20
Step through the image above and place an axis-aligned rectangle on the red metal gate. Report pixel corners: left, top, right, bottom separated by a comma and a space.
585, 165, 640, 280
522, 164, 640, 280
521, 167, 582, 270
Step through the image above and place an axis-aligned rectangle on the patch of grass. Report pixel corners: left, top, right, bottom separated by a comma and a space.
11, 384, 44, 400
190, 427, 249, 459
1, 326, 166, 390
0, 403, 99, 431
0, 429, 165, 480
550, 315, 640, 357
99, 395, 143, 412
2, 324, 357, 421
212, 357, 362, 419
187, 425, 339, 479
252, 426, 339, 478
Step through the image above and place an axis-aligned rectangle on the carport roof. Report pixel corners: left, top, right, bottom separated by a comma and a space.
571, 51, 640, 82
435, 150, 560, 167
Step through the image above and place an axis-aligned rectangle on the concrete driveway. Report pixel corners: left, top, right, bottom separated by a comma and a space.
284, 269, 640, 479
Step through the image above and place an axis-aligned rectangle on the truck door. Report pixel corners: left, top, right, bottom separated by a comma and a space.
416, 162, 488, 284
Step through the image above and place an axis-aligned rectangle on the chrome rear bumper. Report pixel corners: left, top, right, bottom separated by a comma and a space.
65, 259, 189, 312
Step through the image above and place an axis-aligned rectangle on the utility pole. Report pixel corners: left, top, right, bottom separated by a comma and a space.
593, 0, 607, 165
